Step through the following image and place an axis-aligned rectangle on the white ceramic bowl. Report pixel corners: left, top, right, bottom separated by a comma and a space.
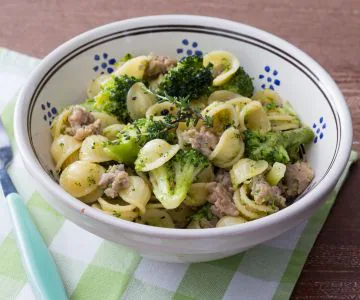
14, 15, 352, 263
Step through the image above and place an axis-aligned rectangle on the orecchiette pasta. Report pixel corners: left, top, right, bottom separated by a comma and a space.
91, 112, 120, 130
59, 161, 105, 198
201, 102, 239, 132
136, 170, 153, 189
184, 183, 210, 207
226, 97, 252, 115
176, 122, 191, 148
112, 55, 149, 79
194, 165, 215, 183
145, 101, 178, 121
209, 127, 244, 168
234, 185, 278, 220
97, 198, 138, 221
50, 107, 72, 138
118, 176, 151, 214
266, 107, 300, 131
203, 51, 240, 86
135, 139, 180, 172
98, 197, 136, 212
207, 90, 240, 104
239, 101, 271, 132
267, 114, 296, 121
51, 135, 82, 171
190, 96, 208, 111
146, 202, 164, 209
79, 135, 112, 163
216, 216, 247, 227
136, 208, 175, 228
230, 158, 269, 188
252, 89, 283, 106
51, 51, 315, 229
127, 82, 156, 120
102, 124, 125, 140
87, 74, 111, 98
78, 187, 104, 204
270, 122, 299, 131
62, 150, 80, 170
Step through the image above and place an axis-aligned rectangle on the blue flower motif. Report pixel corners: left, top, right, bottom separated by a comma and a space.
312, 117, 326, 143
93, 53, 117, 74
41, 102, 58, 126
258, 66, 281, 90
177, 39, 203, 58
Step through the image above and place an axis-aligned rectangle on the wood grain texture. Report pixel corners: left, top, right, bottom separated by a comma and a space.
0, 0, 359, 298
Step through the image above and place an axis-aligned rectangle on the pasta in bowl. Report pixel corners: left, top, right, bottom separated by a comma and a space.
15, 15, 352, 262
51, 51, 316, 229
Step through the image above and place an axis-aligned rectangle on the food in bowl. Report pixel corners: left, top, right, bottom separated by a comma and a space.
15, 15, 352, 262
50, 50, 315, 229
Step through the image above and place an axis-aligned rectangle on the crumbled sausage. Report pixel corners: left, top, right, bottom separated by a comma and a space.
68, 107, 95, 127
215, 169, 233, 195
145, 55, 177, 79
71, 120, 101, 141
99, 164, 130, 198
65, 107, 101, 140
283, 161, 314, 198
250, 176, 286, 208
208, 183, 239, 218
182, 126, 219, 157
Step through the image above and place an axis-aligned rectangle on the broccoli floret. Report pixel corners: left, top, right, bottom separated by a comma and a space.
216, 66, 254, 97
94, 75, 139, 122
157, 55, 213, 99
104, 118, 176, 165
134, 118, 176, 143
149, 149, 209, 209
244, 127, 314, 164
103, 122, 143, 165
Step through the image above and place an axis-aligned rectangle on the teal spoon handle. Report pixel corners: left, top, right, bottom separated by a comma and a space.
7, 193, 68, 300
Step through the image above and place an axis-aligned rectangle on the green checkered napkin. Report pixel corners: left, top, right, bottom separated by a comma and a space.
0, 48, 357, 300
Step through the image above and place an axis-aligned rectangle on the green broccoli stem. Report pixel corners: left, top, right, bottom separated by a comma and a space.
103, 118, 177, 165
245, 126, 315, 164
280, 126, 315, 148
149, 149, 209, 209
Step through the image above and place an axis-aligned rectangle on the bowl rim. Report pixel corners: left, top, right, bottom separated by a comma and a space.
14, 14, 353, 239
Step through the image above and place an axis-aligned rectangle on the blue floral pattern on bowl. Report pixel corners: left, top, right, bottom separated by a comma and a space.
258, 66, 281, 90
41, 102, 58, 126
93, 53, 117, 75
312, 117, 326, 143
177, 39, 203, 58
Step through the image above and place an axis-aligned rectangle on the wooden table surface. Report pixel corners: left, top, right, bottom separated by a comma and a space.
1, 0, 359, 298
